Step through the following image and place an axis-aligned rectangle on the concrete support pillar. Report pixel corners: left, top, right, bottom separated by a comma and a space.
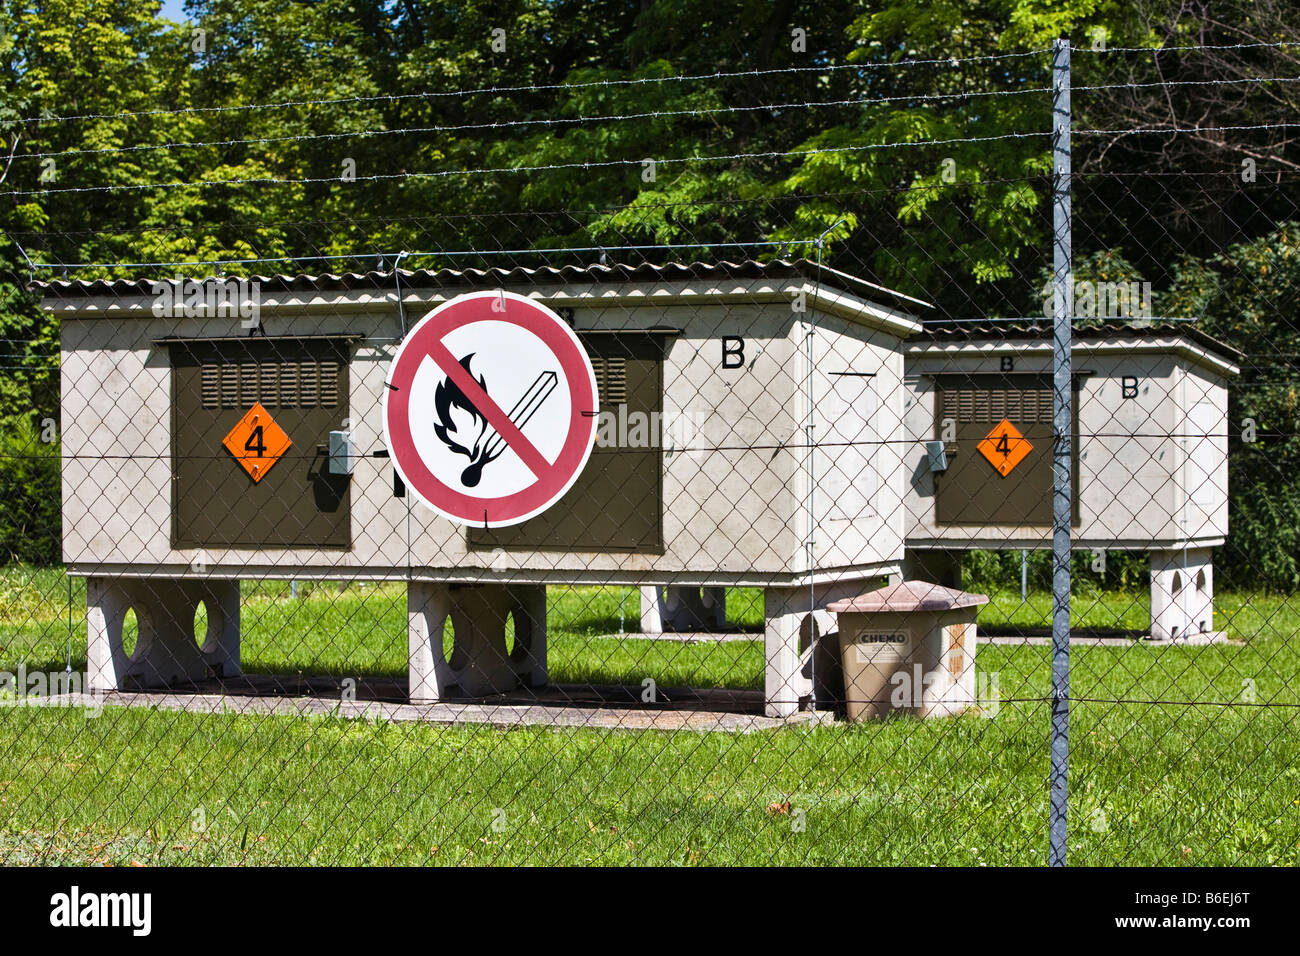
1185, 557, 1215, 637
763, 579, 875, 718
700, 586, 725, 628
507, 583, 548, 688
638, 585, 726, 633
200, 581, 242, 679
87, 576, 240, 691
1150, 548, 1215, 641
638, 586, 660, 633
409, 582, 547, 701
408, 581, 453, 701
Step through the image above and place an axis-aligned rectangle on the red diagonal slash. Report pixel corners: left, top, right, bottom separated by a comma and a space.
427, 338, 551, 479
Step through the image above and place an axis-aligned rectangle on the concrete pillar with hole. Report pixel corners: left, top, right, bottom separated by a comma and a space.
638, 585, 726, 633
408, 582, 547, 702
763, 579, 874, 718
86, 577, 241, 691
1149, 548, 1215, 641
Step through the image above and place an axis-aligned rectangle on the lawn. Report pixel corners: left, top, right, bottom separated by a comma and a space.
1, 566, 1298, 865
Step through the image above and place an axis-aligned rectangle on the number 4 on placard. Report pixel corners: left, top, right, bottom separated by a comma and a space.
244, 425, 266, 457
222, 402, 292, 483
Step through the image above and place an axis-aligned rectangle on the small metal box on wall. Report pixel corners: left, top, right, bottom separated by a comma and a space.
165, 335, 356, 550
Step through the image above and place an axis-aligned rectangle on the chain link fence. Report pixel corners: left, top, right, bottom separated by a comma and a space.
1, 21, 1297, 867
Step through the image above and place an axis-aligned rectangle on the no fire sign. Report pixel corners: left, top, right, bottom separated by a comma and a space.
382, 291, 599, 528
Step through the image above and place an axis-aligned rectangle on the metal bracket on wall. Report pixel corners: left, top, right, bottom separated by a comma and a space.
369, 448, 404, 497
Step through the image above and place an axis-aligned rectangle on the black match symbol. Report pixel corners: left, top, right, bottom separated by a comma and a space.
433, 353, 558, 488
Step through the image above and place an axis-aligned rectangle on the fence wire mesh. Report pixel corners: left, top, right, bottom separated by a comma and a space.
0, 8, 1297, 867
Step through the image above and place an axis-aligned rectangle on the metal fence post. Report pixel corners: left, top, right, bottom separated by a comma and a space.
1049, 36, 1073, 868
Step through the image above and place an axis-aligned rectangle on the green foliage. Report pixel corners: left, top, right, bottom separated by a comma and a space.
1165, 223, 1300, 590
0, 1, 1294, 580
0, 417, 59, 564
963, 548, 1149, 596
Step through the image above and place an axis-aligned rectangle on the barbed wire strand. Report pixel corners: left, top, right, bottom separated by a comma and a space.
14, 87, 1051, 163
4, 131, 1049, 197
11, 49, 1053, 127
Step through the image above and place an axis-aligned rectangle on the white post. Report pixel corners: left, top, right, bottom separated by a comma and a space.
639, 586, 663, 634
408, 580, 454, 702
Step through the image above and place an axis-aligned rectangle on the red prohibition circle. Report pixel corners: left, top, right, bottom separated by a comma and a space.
383, 292, 598, 527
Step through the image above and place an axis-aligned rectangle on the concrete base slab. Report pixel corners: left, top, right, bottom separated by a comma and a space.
1144, 630, 1235, 646
46, 676, 807, 733
981, 630, 1236, 646
608, 631, 762, 643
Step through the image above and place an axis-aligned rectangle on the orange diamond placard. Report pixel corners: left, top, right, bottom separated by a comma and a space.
222, 402, 292, 483
977, 418, 1033, 476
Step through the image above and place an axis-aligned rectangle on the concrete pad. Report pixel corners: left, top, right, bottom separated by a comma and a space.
43, 675, 808, 733
605, 631, 762, 643
980, 630, 1236, 646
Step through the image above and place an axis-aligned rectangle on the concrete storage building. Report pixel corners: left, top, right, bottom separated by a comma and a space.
645, 317, 1240, 649
41, 261, 1239, 720
43, 260, 926, 718
901, 321, 1239, 643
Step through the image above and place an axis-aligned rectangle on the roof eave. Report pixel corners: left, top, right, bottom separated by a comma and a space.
906, 333, 1241, 378
44, 276, 925, 337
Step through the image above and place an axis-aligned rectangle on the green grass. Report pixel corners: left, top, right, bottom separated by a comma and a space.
3, 701, 1296, 865
1, 566, 1298, 865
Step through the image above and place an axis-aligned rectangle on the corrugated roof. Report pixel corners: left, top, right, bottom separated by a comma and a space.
915, 318, 1244, 363
31, 258, 933, 312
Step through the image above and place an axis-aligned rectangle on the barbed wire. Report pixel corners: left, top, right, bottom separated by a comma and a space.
1073, 76, 1300, 94
7, 76, 1296, 168
1074, 40, 1300, 53
10, 49, 1053, 128
1078, 169, 1298, 177
1076, 123, 1300, 136
0, 429, 1269, 459
3, 131, 1049, 198
2, 177, 1052, 241
28, 238, 798, 272
13, 87, 1052, 163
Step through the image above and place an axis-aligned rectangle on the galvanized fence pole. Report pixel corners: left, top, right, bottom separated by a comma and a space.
1049, 36, 1073, 868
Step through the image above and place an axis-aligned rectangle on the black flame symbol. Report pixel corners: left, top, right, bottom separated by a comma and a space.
433, 353, 502, 487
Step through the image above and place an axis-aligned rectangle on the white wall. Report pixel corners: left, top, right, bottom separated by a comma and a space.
807, 313, 906, 573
